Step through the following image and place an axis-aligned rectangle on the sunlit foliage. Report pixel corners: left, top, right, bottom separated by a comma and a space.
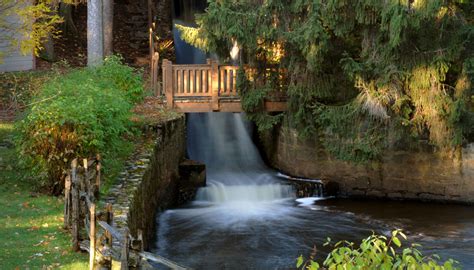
297, 230, 460, 270
17, 56, 143, 195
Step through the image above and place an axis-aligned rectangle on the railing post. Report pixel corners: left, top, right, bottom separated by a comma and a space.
120, 228, 130, 270
162, 59, 174, 108
89, 202, 96, 270
151, 52, 160, 96
104, 203, 113, 269
64, 174, 71, 229
209, 59, 219, 111
71, 159, 80, 252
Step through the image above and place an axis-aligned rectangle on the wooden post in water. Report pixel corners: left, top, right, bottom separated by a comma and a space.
209, 59, 219, 111
163, 59, 174, 108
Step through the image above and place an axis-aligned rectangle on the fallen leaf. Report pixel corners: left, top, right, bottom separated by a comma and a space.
28, 226, 40, 231
34, 240, 45, 246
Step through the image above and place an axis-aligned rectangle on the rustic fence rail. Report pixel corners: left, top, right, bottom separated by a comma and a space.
160, 58, 288, 112
64, 156, 189, 269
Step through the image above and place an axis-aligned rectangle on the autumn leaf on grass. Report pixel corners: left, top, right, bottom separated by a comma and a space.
28, 225, 40, 231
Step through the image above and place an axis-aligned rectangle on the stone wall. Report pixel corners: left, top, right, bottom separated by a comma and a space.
259, 123, 474, 204
105, 116, 186, 250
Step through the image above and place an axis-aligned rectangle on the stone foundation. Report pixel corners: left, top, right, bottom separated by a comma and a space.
259, 123, 474, 204
105, 116, 188, 250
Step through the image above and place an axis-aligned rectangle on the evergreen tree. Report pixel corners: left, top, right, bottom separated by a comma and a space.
179, 0, 473, 162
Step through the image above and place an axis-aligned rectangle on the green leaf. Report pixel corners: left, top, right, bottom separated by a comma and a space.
392, 237, 401, 247
296, 255, 304, 268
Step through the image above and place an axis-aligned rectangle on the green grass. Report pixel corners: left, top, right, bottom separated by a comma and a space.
0, 123, 88, 270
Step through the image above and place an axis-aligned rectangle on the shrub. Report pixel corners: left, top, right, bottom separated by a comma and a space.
297, 230, 459, 270
18, 56, 143, 195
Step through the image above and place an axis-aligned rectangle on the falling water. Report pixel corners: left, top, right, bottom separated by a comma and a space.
152, 1, 474, 268
188, 113, 294, 205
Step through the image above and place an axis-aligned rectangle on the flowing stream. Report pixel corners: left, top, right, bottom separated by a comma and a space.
152, 1, 474, 268
154, 113, 474, 269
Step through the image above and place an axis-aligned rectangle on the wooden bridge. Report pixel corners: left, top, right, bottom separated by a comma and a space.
159, 59, 287, 112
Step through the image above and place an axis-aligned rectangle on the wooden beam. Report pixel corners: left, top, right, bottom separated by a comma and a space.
163, 59, 173, 108
172, 100, 287, 113
209, 59, 219, 111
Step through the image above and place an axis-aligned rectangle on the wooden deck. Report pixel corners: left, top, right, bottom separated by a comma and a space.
160, 59, 287, 112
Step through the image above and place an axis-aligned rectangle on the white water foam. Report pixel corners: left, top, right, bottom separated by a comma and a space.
187, 113, 295, 206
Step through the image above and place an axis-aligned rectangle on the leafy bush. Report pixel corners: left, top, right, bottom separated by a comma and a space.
18, 56, 143, 195
297, 230, 459, 270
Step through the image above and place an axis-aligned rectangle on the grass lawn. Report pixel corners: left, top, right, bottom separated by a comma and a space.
0, 122, 88, 270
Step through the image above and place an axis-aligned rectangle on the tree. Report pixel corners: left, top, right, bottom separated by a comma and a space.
103, 0, 113, 56
87, 0, 103, 66
179, 0, 474, 162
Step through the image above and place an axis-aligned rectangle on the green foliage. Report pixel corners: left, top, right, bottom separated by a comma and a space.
238, 66, 283, 131
181, 0, 474, 162
298, 230, 460, 270
313, 101, 388, 163
17, 56, 143, 194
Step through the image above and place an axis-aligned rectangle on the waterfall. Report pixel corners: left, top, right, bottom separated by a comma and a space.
187, 113, 294, 204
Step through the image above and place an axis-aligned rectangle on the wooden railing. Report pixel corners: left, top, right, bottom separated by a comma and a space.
64, 157, 189, 270
161, 59, 288, 112
172, 64, 213, 97
162, 59, 241, 110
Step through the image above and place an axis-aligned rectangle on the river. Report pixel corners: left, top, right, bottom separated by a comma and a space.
151, 1, 474, 269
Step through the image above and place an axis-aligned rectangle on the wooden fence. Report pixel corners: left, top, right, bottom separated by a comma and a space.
161, 59, 287, 111
64, 156, 189, 270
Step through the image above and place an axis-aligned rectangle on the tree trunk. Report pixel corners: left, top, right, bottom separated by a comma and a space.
103, 0, 113, 56
87, 0, 104, 66
40, 2, 57, 61
41, 33, 56, 62
59, 3, 78, 35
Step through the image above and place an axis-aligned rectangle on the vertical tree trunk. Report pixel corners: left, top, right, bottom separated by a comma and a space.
103, 0, 114, 56
41, 2, 57, 61
41, 34, 56, 61
59, 3, 78, 35
87, 0, 104, 66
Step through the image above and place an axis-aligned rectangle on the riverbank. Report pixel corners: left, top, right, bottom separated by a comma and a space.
0, 122, 88, 269
258, 120, 474, 204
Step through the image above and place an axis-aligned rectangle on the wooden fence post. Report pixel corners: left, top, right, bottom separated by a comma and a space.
152, 52, 160, 96
95, 155, 101, 200
162, 59, 173, 108
209, 59, 219, 111
120, 228, 130, 270
136, 229, 144, 268
89, 202, 96, 270
71, 159, 80, 251
105, 203, 113, 248
148, 0, 153, 62
64, 175, 72, 229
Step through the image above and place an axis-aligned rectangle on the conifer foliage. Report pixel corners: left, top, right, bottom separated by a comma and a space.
179, 0, 474, 162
